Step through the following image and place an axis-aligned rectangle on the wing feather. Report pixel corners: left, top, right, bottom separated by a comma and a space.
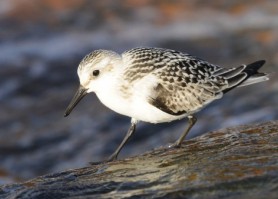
122, 48, 267, 116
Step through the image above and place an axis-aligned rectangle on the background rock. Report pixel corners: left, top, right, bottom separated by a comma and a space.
0, 121, 277, 199
0, 0, 277, 184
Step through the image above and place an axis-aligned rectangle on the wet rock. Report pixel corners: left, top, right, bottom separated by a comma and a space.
1, 120, 277, 199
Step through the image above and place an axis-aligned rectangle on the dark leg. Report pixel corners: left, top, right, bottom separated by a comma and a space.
107, 119, 137, 161
170, 115, 197, 147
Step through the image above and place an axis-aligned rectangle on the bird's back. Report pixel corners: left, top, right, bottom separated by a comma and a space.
120, 47, 268, 118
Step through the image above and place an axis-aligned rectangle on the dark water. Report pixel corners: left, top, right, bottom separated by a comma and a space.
0, 0, 277, 185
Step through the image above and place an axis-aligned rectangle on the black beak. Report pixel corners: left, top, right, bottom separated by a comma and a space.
64, 85, 88, 117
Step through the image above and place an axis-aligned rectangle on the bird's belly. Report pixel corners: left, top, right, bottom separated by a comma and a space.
97, 91, 187, 123
130, 99, 187, 123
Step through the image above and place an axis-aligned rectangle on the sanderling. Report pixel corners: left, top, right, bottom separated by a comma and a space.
64, 47, 268, 161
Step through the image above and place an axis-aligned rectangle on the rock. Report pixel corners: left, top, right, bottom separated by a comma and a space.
1, 121, 277, 199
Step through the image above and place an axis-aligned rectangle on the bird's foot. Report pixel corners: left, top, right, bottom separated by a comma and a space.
89, 160, 104, 165
168, 141, 182, 149
89, 154, 118, 165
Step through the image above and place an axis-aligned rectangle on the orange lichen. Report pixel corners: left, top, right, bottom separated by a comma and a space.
187, 173, 198, 181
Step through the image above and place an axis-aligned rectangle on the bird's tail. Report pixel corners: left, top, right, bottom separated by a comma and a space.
218, 60, 268, 93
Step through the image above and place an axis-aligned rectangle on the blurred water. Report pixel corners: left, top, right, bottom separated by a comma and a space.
0, 0, 277, 185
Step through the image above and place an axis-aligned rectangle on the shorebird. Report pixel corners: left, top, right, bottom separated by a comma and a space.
64, 47, 268, 161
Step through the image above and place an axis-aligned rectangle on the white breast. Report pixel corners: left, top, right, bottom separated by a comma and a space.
95, 73, 187, 123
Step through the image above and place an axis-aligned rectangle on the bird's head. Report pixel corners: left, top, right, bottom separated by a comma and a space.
64, 50, 121, 117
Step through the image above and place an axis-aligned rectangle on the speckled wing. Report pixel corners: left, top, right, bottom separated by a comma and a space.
149, 59, 229, 115
122, 47, 229, 116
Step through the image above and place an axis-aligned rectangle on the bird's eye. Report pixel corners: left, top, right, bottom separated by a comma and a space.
92, 70, 100, 76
